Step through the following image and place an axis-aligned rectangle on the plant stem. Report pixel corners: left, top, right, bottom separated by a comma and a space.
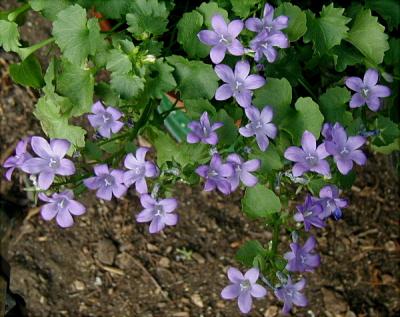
17, 37, 55, 60
271, 214, 281, 255
298, 77, 318, 102
7, 3, 30, 22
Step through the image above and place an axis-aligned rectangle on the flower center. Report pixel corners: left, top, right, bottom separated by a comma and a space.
250, 120, 264, 132
57, 198, 68, 210
102, 112, 112, 124
340, 147, 350, 157
234, 80, 243, 91
300, 254, 307, 264
48, 157, 60, 169
154, 204, 165, 217
202, 125, 209, 137
219, 34, 230, 44
240, 279, 251, 291
103, 175, 115, 187
304, 209, 314, 217
208, 169, 218, 178
134, 165, 145, 175
305, 153, 318, 166
361, 88, 369, 98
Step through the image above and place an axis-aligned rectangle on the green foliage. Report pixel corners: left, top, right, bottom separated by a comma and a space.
110, 73, 145, 99
249, 144, 283, 174
230, 0, 259, 18
79, 0, 130, 19
29, 0, 70, 20
235, 240, 266, 267
365, 0, 400, 30
242, 185, 281, 219
275, 3, 307, 42
214, 109, 238, 146
371, 116, 400, 151
145, 60, 177, 99
9, 55, 44, 89
0, 20, 20, 52
197, 2, 228, 28
319, 87, 352, 126
184, 99, 216, 119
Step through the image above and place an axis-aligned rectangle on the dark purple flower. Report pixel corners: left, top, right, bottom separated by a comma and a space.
136, 194, 178, 233
294, 195, 325, 231
21, 137, 75, 190
250, 31, 289, 63
187, 112, 223, 145
284, 131, 330, 177
221, 267, 267, 314
274, 277, 307, 315
84, 164, 127, 201
214, 60, 266, 108
284, 236, 321, 272
318, 185, 348, 219
123, 147, 158, 194
87, 101, 124, 138
245, 3, 289, 34
345, 69, 391, 111
196, 153, 234, 195
198, 14, 244, 64
3, 138, 32, 181
239, 106, 277, 151
226, 154, 260, 191
38, 190, 86, 228
325, 124, 366, 175
321, 123, 335, 142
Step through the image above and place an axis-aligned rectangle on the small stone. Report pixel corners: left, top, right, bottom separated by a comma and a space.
381, 274, 394, 284
264, 305, 279, 317
384, 240, 396, 252
147, 243, 159, 252
115, 252, 134, 269
321, 288, 347, 314
192, 252, 205, 264
191, 294, 204, 308
345, 311, 356, 317
216, 301, 225, 309
73, 280, 85, 291
94, 277, 102, 286
159, 257, 171, 268
97, 239, 117, 265
172, 313, 189, 317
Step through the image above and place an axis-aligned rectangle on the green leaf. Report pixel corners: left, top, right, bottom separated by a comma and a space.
52, 4, 104, 65
0, 20, 20, 52
242, 184, 281, 219
197, 2, 228, 28
214, 109, 238, 146
371, 138, 400, 154
365, 0, 400, 30
332, 43, 364, 72
304, 4, 350, 55
106, 49, 132, 74
78, 0, 130, 19
9, 55, 44, 89
230, 0, 259, 18
282, 97, 324, 145
275, 3, 307, 41
372, 116, 400, 147
84, 141, 102, 161
319, 87, 352, 126
384, 38, 400, 68
177, 11, 209, 59
347, 9, 389, 65
145, 59, 176, 99
253, 77, 292, 123
235, 240, 266, 267
249, 144, 283, 174
29, 0, 70, 20
110, 73, 145, 99
166, 55, 218, 100
184, 99, 216, 119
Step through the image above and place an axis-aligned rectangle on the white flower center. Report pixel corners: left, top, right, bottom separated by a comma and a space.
103, 175, 114, 187
305, 153, 318, 166
154, 204, 165, 217
240, 279, 251, 291
340, 147, 350, 157
48, 157, 60, 169
57, 198, 68, 209
361, 88, 369, 98
102, 112, 112, 123
219, 34, 230, 44
208, 169, 218, 178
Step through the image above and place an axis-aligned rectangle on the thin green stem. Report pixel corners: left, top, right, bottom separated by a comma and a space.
7, 3, 30, 22
18, 37, 55, 60
270, 214, 282, 256
298, 77, 318, 102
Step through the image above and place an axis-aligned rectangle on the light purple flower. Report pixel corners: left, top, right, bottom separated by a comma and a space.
221, 267, 267, 314
38, 190, 86, 228
226, 154, 260, 191
245, 3, 289, 34
250, 31, 289, 63
345, 69, 391, 111
321, 123, 334, 142
284, 131, 330, 177
187, 112, 223, 145
87, 101, 124, 138
196, 153, 234, 195
274, 277, 307, 315
3, 138, 32, 181
284, 236, 320, 273
136, 194, 178, 233
84, 164, 127, 201
21, 137, 75, 190
318, 185, 348, 219
123, 147, 158, 194
198, 14, 244, 64
239, 106, 277, 151
214, 60, 266, 108
294, 195, 325, 231
325, 124, 366, 175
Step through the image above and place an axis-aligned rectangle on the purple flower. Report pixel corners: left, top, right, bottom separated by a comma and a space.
250, 31, 289, 63
321, 123, 335, 141
221, 267, 267, 314
284, 236, 320, 272
239, 106, 277, 151
87, 101, 124, 138
294, 195, 325, 231
136, 194, 178, 233
318, 185, 348, 219
284, 131, 330, 177
21, 137, 75, 190
345, 69, 391, 111
84, 164, 127, 201
214, 60, 266, 108
38, 190, 86, 228
274, 277, 307, 315
226, 154, 260, 191
123, 147, 158, 194
325, 124, 366, 175
3, 138, 32, 181
187, 112, 223, 145
245, 3, 289, 34
196, 153, 234, 195
198, 14, 244, 64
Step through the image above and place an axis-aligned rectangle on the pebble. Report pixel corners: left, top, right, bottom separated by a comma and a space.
321, 288, 348, 314
172, 313, 190, 317
384, 240, 396, 252
94, 276, 102, 286
192, 252, 206, 264
190, 293, 204, 308
97, 239, 117, 265
73, 280, 85, 291
264, 305, 279, 317
147, 243, 159, 252
115, 252, 134, 269
158, 257, 170, 268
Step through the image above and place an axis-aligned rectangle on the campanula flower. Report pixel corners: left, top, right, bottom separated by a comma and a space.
284, 131, 330, 177
284, 236, 321, 272
38, 190, 86, 228
318, 185, 348, 219
198, 14, 244, 64
345, 69, 391, 111
87, 101, 124, 138
221, 267, 267, 314
123, 147, 158, 194
136, 194, 178, 233
226, 154, 260, 191
214, 60, 266, 108
249, 31, 289, 62
245, 3, 289, 34
84, 164, 127, 200
239, 106, 277, 151
187, 112, 223, 145
3, 138, 32, 181
274, 277, 307, 315
21, 137, 75, 190
294, 195, 325, 231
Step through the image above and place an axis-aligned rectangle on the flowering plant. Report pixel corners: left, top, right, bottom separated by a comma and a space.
1, 0, 399, 314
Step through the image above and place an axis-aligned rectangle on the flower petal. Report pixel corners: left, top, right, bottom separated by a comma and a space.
31, 136, 52, 158
301, 131, 316, 153
50, 139, 70, 158
363, 69, 378, 87
345, 77, 363, 92
221, 284, 240, 299
56, 209, 74, 228
250, 284, 267, 298
235, 90, 252, 108
336, 159, 353, 175
41, 203, 58, 221
68, 200, 86, 216
198, 30, 219, 46
244, 74, 266, 90
210, 44, 227, 64
211, 14, 227, 34
284, 146, 304, 162
136, 208, 154, 222
159, 198, 177, 213
215, 84, 233, 100
349, 93, 366, 108
238, 292, 252, 314
371, 85, 391, 97
57, 159, 76, 176
234, 60, 250, 80
214, 64, 234, 83
38, 171, 55, 190
227, 20, 243, 38
245, 17, 262, 32
244, 268, 259, 283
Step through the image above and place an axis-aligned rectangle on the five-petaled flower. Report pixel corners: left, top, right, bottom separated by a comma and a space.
284, 236, 321, 273
21, 136, 75, 190
226, 153, 260, 191
317, 185, 348, 220
187, 112, 223, 145
214, 60, 266, 108
250, 31, 289, 63
274, 276, 307, 315
198, 14, 244, 64
88, 101, 124, 138
136, 194, 178, 233
294, 195, 325, 231
245, 3, 289, 34
38, 190, 86, 228
3, 138, 32, 181
221, 267, 267, 314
